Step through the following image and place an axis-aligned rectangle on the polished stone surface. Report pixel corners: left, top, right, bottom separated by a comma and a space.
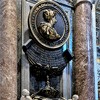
73, 2, 95, 100
0, 0, 17, 100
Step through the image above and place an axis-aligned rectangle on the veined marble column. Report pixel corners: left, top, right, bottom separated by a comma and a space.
73, 0, 95, 100
0, 0, 17, 100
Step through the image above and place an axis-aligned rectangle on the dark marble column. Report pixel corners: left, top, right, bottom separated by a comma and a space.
73, 0, 95, 100
0, 0, 17, 100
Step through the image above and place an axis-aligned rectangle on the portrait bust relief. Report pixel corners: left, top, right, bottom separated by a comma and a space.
28, 1, 69, 49
38, 9, 61, 40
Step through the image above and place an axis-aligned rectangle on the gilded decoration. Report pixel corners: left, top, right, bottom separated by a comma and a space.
28, 0, 70, 49
38, 9, 61, 40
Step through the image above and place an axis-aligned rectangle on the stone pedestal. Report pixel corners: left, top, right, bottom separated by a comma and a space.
0, 0, 17, 100
73, 0, 95, 100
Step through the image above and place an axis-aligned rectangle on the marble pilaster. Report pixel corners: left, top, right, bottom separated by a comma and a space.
0, 0, 17, 100
73, 0, 95, 100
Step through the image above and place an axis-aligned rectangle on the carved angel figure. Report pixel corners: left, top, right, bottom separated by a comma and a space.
38, 9, 60, 40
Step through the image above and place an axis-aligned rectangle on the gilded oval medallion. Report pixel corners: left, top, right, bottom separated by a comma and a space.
29, 1, 70, 49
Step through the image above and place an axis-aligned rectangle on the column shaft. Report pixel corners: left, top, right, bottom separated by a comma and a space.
73, 1, 95, 100
0, 0, 17, 100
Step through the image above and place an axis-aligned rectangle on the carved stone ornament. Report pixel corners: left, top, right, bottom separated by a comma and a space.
28, 0, 70, 49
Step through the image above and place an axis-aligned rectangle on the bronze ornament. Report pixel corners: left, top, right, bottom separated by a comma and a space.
38, 9, 61, 40
28, 1, 70, 49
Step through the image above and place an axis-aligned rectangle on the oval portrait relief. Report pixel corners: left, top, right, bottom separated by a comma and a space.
28, 1, 70, 49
